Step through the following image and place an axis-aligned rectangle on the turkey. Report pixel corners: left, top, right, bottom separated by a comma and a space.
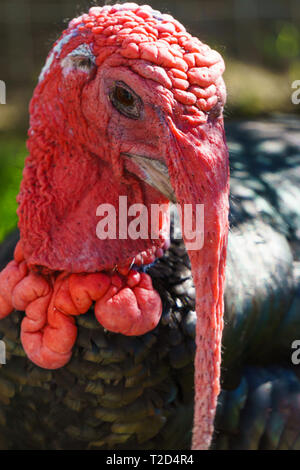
0, 4, 299, 450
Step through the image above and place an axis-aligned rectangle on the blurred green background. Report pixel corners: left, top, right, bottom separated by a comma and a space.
0, 0, 299, 242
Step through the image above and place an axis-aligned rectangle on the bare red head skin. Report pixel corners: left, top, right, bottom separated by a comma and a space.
0, 4, 229, 449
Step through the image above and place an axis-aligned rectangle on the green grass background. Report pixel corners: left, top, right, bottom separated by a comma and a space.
0, 135, 27, 242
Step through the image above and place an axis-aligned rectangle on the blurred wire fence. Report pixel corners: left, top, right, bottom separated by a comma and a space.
0, 0, 299, 127
0, 0, 299, 84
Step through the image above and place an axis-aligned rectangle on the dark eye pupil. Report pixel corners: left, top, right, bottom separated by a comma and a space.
115, 87, 134, 107
110, 81, 142, 119
78, 58, 91, 68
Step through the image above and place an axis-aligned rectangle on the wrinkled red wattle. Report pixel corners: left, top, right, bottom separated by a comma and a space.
0, 243, 162, 369
18, 154, 170, 274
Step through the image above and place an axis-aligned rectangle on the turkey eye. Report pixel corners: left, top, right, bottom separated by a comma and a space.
77, 57, 92, 69
116, 87, 134, 106
110, 82, 142, 119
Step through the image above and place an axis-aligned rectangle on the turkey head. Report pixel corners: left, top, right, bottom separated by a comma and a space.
0, 4, 229, 450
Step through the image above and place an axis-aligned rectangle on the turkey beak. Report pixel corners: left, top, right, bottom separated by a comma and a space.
122, 153, 176, 202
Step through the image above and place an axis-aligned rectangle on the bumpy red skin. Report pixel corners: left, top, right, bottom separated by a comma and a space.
0, 242, 162, 369
0, 4, 229, 449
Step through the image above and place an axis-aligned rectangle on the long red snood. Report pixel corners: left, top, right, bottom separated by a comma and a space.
0, 4, 229, 449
